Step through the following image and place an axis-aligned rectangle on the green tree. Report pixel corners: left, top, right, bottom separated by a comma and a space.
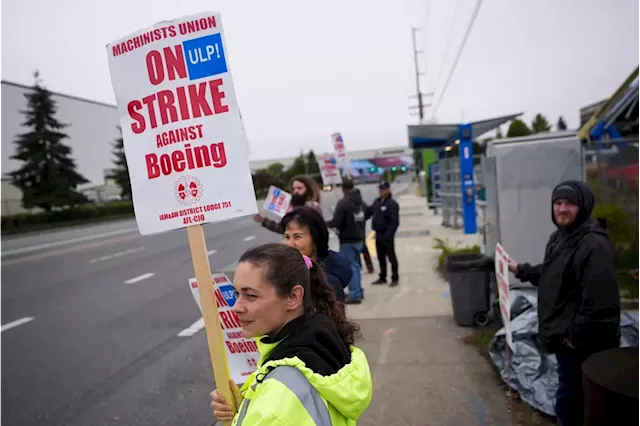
306, 150, 320, 177
252, 169, 281, 196
10, 72, 88, 211
282, 155, 307, 184
266, 162, 285, 179
306, 150, 322, 185
108, 127, 132, 200
506, 119, 532, 138
557, 116, 568, 131
531, 113, 551, 133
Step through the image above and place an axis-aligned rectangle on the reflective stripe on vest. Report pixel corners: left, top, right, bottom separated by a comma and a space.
236, 366, 331, 426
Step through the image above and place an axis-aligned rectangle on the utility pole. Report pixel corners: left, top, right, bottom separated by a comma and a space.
408, 27, 432, 123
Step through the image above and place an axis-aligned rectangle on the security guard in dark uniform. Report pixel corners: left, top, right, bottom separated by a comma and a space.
367, 181, 400, 287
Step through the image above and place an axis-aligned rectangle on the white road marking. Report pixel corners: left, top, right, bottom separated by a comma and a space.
178, 317, 205, 337
243, 235, 256, 242
2, 227, 139, 257
124, 272, 154, 284
207, 249, 217, 256
1, 317, 34, 332
89, 247, 145, 263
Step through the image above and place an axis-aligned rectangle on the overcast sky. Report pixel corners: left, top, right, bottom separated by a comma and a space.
2, 0, 638, 161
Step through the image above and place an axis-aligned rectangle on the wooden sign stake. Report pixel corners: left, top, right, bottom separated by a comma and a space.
187, 224, 237, 425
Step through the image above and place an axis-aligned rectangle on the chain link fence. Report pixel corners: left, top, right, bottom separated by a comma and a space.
585, 137, 639, 298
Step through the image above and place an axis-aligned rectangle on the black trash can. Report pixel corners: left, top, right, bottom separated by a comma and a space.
582, 347, 639, 425
444, 253, 491, 327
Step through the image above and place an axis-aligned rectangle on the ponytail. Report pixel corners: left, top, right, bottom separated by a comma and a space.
307, 260, 362, 346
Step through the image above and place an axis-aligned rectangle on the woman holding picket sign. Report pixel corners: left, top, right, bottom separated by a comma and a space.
253, 175, 323, 234
210, 243, 372, 425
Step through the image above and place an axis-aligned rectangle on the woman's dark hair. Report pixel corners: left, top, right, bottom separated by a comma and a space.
239, 243, 361, 346
281, 207, 329, 258
291, 175, 321, 203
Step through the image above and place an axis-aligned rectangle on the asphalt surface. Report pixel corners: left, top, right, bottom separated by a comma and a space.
1, 181, 408, 426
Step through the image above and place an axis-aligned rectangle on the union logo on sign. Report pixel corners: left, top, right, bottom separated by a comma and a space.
175, 175, 204, 206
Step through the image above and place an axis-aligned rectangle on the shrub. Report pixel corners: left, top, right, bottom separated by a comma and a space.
432, 237, 481, 275
1, 201, 135, 233
593, 203, 639, 299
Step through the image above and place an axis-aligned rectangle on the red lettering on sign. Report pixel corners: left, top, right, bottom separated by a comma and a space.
112, 25, 177, 57
145, 142, 227, 179
127, 79, 228, 134
156, 125, 204, 148
214, 288, 228, 308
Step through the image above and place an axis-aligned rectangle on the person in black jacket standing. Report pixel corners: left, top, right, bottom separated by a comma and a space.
509, 180, 620, 426
368, 181, 400, 287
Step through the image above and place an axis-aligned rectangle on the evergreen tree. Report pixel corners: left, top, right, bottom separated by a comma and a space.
531, 113, 551, 133
306, 150, 321, 177
10, 72, 88, 211
109, 127, 132, 199
506, 119, 532, 137
557, 116, 568, 131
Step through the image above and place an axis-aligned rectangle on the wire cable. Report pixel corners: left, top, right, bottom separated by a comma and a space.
431, 0, 484, 120
434, 0, 459, 97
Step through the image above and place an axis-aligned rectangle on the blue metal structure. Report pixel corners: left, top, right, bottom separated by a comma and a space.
457, 124, 477, 234
408, 113, 522, 234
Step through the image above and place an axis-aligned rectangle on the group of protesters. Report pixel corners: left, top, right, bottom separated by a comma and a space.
253, 174, 400, 305
208, 176, 626, 426
209, 174, 394, 425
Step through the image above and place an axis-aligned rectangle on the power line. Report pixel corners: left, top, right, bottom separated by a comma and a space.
423, 0, 431, 88
431, 0, 484, 120
434, 0, 459, 96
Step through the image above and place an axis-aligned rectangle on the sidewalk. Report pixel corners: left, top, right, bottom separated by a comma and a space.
348, 191, 512, 425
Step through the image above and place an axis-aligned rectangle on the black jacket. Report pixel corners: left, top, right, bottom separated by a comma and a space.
366, 195, 399, 239
326, 189, 365, 243
353, 188, 369, 238
318, 250, 352, 302
260, 312, 351, 376
515, 181, 620, 354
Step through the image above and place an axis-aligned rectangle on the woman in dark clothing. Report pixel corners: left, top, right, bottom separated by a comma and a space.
281, 207, 352, 303
254, 175, 323, 234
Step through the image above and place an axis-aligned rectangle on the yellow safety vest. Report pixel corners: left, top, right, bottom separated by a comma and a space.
232, 338, 372, 425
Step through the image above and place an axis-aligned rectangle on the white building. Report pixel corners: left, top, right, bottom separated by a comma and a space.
2, 80, 121, 188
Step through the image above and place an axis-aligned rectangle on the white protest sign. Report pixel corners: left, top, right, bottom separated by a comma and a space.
495, 243, 513, 349
319, 154, 343, 186
331, 132, 350, 169
107, 12, 257, 236
189, 273, 260, 384
263, 186, 292, 218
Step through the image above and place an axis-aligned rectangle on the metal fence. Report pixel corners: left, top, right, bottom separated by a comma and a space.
437, 155, 485, 230
585, 137, 638, 292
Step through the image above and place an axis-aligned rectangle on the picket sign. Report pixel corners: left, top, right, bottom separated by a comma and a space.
495, 243, 513, 349
188, 273, 260, 385
106, 11, 258, 423
331, 132, 350, 169
319, 154, 343, 186
263, 185, 292, 218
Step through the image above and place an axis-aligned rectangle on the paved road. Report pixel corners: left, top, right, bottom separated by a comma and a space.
1, 182, 408, 426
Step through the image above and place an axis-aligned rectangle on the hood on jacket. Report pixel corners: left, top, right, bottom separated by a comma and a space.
321, 250, 352, 290
255, 313, 373, 420
345, 188, 364, 208
551, 180, 595, 231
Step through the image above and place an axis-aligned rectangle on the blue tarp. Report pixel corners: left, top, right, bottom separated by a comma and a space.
489, 288, 639, 416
